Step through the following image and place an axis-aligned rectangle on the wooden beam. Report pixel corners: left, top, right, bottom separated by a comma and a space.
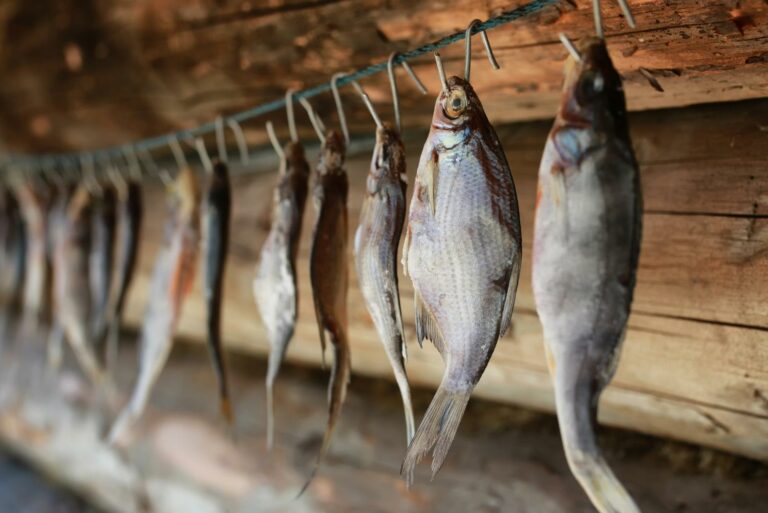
113, 98, 768, 463
0, 1, 766, 153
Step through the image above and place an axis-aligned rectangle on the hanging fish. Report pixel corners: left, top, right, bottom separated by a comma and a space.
103, 180, 143, 373
532, 36, 642, 513
46, 186, 70, 370
203, 159, 234, 424
0, 188, 25, 317
89, 185, 118, 359
51, 185, 109, 387
400, 62, 522, 484
253, 137, 309, 449
302, 129, 349, 491
353, 124, 414, 444
108, 167, 200, 444
14, 181, 52, 335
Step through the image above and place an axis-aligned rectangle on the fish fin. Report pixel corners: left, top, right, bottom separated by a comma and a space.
297, 330, 350, 497
498, 251, 522, 339
554, 355, 641, 513
401, 225, 411, 277
414, 291, 444, 354
401, 386, 471, 487
389, 347, 415, 445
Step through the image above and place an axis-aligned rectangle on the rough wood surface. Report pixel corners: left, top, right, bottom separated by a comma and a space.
98, 98, 768, 464
1, 343, 766, 513
0, 0, 766, 154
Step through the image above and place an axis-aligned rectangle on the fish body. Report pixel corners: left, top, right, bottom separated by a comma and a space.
52, 185, 107, 387
90, 185, 118, 356
204, 160, 233, 423
0, 189, 25, 315
103, 180, 143, 372
302, 130, 349, 491
353, 124, 414, 444
532, 38, 642, 513
401, 77, 522, 484
108, 167, 200, 444
253, 141, 309, 448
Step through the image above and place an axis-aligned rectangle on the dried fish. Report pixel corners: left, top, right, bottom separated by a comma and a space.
532, 37, 643, 513
302, 130, 350, 492
103, 180, 143, 373
0, 188, 25, 317
51, 185, 108, 387
204, 160, 234, 424
108, 167, 200, 444
353, 124, 414, 444
401, 76, 522, 485
89, 185, 118, 358
253, 141, 309, 449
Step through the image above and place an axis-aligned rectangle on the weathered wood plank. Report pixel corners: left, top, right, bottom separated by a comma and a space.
0, 0, 766, 154
116, 99, 768, 463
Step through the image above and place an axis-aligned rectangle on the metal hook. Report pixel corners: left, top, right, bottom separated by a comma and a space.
226, 118, 250, 166
298, 97, 326, 145
330, 73, 350, 145
434, 52, 450, 93
616, 0, 637, 29
593, 0, 604, 39
265, 121, 286, 162
350, 81, 383, 131
387, 52, 429, 132
168, 135, 188, 170
80, 154, 102, 195
124, 145, 142, 181
215, 116, 228, 163
285, 89, 299, 144
138, 147, 172, 185
194, 137, 214, 174
559, 33, 582, 62
465, 19, 500, 82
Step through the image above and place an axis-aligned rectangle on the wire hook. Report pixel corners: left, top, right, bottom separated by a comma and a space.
124, 145, 143, 181
265, 121, 286, 163
215, 116, 228, 163
559, 33, 582, 62
465, 19, 500, 83
434, 52, 450, 93
330, 73, 350, 145
226, 118, 250, 166
195, 137, 214, 174
298, 97, 326, 145
387, 52, 428, 132
350, 81, 383, 131
80, 154, 102, 195
286, 89, 299, 144
138, 147, 172, 185
168, 135, 188, 170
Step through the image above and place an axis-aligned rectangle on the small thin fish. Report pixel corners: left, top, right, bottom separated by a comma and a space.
532, 37, 643, 513
46, 187, 69, 370
51, 185, 108, 388
353, 124, 414, 444
253, 141, 309, 449
401, 77, 522, 485
89, 185, 118, 358
108, 167, 200, 444
103, 180, 143, 373
0, 188, 25, 315
204, 160, 234, 424
300, 130, 350, 493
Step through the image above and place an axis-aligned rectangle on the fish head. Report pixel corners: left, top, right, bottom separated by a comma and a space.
431, 77, 482, 148
317, 129, 346, 176
560, 38, 626, 128
371, 123, 406, 182
284, 141, 309, 178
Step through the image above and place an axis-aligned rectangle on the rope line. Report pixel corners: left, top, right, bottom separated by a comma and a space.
5, 0, 558, 169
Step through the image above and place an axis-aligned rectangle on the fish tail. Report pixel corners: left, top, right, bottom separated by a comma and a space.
297, 333, 350, 497
554, 361, 641, 513
400, 385, 471, 487
386, 332, 415, 445
265, 338, 290, 450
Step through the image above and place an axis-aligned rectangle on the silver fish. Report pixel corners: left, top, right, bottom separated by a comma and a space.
532, 37, 643, 513
254, 141, 309, 449
353, 124, 414, 444
89, 185, 118, 355
108, 167, 200, 444
401, 76, 522, 485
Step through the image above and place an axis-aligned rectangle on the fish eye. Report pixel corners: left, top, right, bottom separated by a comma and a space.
577, 70, 604, 102
444, 89, 468, 119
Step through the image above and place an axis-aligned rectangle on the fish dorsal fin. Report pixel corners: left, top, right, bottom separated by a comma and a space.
414, 290, 444, 355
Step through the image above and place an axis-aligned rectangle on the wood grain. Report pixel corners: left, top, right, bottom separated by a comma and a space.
0, 0, 766, 155
112, 99, 768, 463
